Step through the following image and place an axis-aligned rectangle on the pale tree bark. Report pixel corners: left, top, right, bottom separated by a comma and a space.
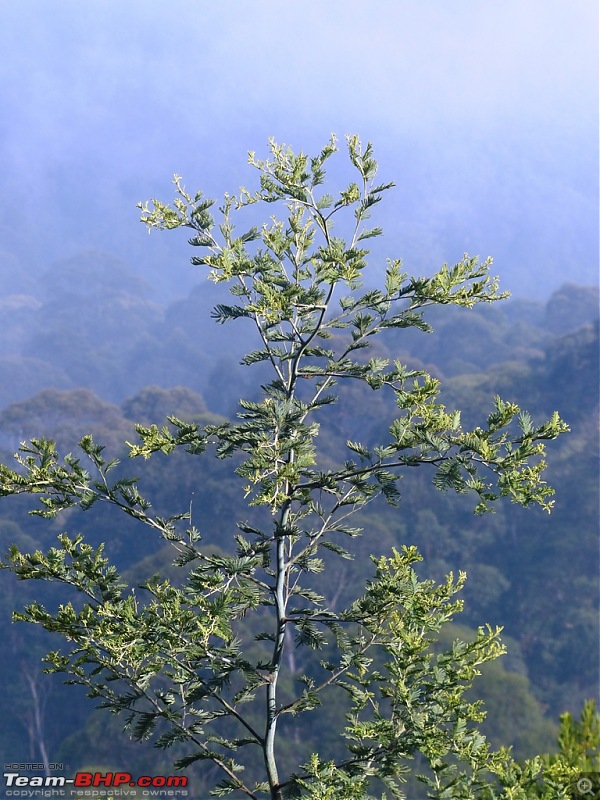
22, 665, 51, 777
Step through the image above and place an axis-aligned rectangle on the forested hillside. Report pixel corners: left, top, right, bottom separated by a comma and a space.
0, 264, 597, 793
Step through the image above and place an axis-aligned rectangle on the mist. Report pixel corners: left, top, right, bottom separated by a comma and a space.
0, 0, 597, 303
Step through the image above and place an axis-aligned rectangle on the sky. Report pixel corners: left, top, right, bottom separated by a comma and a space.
0, 0, 598, 300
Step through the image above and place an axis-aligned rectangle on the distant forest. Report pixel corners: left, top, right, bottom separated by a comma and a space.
0, 250, 598, 789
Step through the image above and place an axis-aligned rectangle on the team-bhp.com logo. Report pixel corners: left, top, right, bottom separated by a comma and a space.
4, 771, 188, 793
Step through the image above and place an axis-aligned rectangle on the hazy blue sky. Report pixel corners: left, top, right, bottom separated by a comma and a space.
0, 0, 597, 299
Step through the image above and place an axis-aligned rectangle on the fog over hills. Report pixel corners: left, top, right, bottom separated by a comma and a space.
0, 1, 597, 304
0, 243, 597, 414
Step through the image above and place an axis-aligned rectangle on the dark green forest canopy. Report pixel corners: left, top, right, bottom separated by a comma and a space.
0, 280, 596, 790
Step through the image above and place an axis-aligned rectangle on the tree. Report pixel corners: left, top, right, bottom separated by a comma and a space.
494, 701, 600, 800
0, 136, 569, 799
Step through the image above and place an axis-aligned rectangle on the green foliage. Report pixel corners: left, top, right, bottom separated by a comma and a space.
552, 700, 599, 773
0, 136, 570, 800
489, 701, 600, 799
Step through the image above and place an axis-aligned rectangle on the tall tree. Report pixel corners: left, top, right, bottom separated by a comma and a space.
1, 136, 568, 799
